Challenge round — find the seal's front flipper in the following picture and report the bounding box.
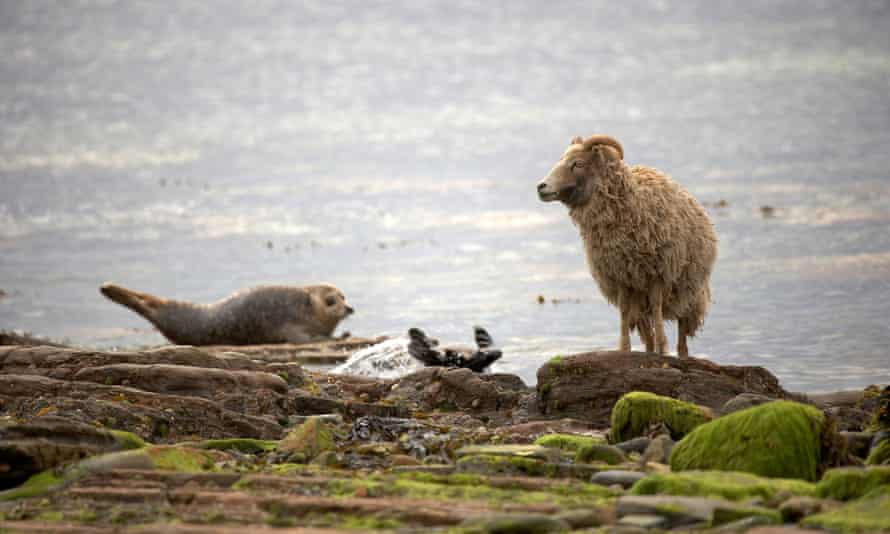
[100,283,164,317]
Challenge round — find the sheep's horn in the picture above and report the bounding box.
[583,135,624,160]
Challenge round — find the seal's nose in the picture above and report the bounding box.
[345,306,355,315]
[537,182,547,193]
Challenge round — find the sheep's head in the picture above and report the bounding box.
[537,135,624,207]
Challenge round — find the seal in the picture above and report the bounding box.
[100,282,353,346]
[407,326,502,372]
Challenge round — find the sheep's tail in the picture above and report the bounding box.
[100,283,165,317]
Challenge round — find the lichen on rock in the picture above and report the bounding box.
[669,400,836,481]
[609,391,711,443]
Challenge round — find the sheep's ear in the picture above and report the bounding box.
[570,136,583,145]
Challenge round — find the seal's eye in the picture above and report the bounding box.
[325,296,337,307]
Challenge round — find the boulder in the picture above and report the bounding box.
[609,391,711,443]
[536,352,786,426]
[670,401,841,481]
[815,466,890,500]
[629,471,816,501]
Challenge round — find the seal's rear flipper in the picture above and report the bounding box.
[474,326,495,349]
[408,328,443,366]
[464,350,502,373]
[100,283,164,317]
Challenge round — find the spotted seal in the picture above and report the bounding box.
[407,326,502,372]
[100,282,353,346]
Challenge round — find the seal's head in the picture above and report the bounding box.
[307,284,354,334]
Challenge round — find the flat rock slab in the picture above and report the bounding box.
[203,336,386,364]
[537,351,787,425]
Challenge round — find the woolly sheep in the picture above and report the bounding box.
[536,135,717,357]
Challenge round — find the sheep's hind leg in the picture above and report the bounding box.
[650,286,668,354]
[677,318,690,359]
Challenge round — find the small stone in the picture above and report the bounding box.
[615,437,652,454]
[640,434,674,466]
[712,515,774,532]
[779,496,836,522]
[575,443,626,465]
[721,393,775,415]
[389,454,421,467]
[590,470,646,489]
[460,513,571,533]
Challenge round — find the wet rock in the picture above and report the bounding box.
[537,352,785,426]
[590,470,646,489]
[670,400,842,481]
[277,417,335,462]
[639,435,673,466]
[720,393,775,415]
[614,437,652,455]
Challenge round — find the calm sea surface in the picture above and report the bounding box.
[2,1,889,392]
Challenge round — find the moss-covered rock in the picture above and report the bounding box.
[866,385,889,432]
[629,470,816,501]
[456,454,560,478]
[455,444,562,462]
[277,416,335,461]
[816,466,890,500]
[574,444,625,465]
[669,400,831,481]
[803,486,890,533]
[710,504,781,527]
[108,430,147,450]
[609,392,711,443]
[866,439,890,466]
[534,433,606,452]
[198,438,278,454]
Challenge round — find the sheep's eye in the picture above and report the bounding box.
[325,296,337,306]
[571,161,584,170]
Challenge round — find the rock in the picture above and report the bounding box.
[802,486,890,533]
[574,444,625,465]
[387,367,530,422]
[609,392,712,443]
[841,431,874,459]
[590,470,646,489]
[310,450,341,467]
[537,352,786,426]
[72,363,288,398]
[868,385,890,431]
[389,454,421,467]
[616,495,724,528]
[497,420,598,443]
[629,471,817,501]
[455,444,561,462]
[721,393,775,415]
[711,515,775,532]
[617,513,667,529]
[533,433,606,452]
[0,417,145,489]
[779,496,837,522]
[670,400,842,481]
[746,528,828,534]
[458,513,571,533]
[815,466,890,500]
[277,417,336,461]
[614,437,652,454]
[0,374,283,442]
[639,434,673,466]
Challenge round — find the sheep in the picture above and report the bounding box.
[536,135,718,357]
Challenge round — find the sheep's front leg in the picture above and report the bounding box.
[618,293,632,352]
[638,317,655,353]
[677,318,690,359]
[650,286,668,354]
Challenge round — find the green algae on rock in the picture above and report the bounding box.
[669,400,833,481]
[277,416,335,462]
[803,486,890,534]
[574,444,626,465]
[816,466,890,500]
[630,470,817,501]
[534,433,607,452]
[198,438,278,454]
[609,392,711,443]
[866,439,890,465]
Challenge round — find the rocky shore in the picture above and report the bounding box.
[1,335,888,533]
